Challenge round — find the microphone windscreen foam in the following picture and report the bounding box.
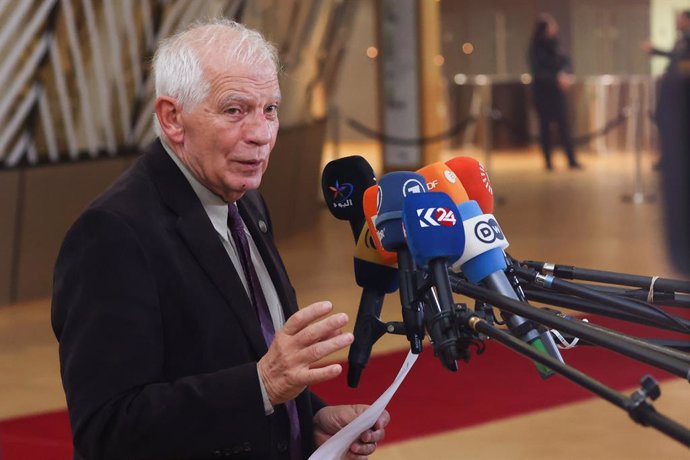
[402,192,465,269]
[362,185,398,265]
[456,200,508,283]
[376,172,428,251]
[445,156,494,214]
[353,257,399,293]
[321,155,376,222]
[417,162,469,204]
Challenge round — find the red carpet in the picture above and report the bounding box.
[0,410,72,460]
[0,313,687,458]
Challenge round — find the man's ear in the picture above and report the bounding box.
[155,96,184,144]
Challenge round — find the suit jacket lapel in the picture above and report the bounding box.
[238,194,299,319]
[144,142,268,358]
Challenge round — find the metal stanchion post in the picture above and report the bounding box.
[327,105,341,160]
[480,76,505,206]
[622,77,656,204]
[483,80,493,177]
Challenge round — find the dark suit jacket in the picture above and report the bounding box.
[52,140,324,460]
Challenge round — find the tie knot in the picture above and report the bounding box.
[227,204,245,235]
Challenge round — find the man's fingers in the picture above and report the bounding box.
[373,410,391,430]
[360,427,385,444]
[282,301,332,335]
[300,332,353,364]
[296,312,349,346]
[349,440,377,456]
[302,363,343,385]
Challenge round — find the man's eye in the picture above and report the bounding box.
[266,105,279,114]
[226,107,241,115]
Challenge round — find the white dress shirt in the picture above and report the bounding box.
[163,140,282,414]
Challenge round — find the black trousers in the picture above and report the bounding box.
[532,80,578,168]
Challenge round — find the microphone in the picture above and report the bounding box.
[348,224,399,388]
[402,192,466,370]
[445,156,494,213]
[321,155,376,242]
[417,162,470,204]
[362,185,397,265]
[375,171,429,353]
[452,200,562,378]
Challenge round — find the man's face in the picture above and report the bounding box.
[547,19,559,38]
[677,13,690,32]
[176,56,281,203]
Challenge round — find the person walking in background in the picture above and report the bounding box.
[642,10,690,170]
[528,13,582,171]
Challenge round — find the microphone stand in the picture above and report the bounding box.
[456,308,690,448]
[522,260,690,294]
[569,283,690,308]
[513,266,690,336]
[546,331,690,353]
[522,287,690,334]
[350,276,690,448]
[449,278,690,381]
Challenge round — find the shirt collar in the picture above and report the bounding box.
[161,138,231,240]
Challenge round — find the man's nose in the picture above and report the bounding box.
[244,112,275,145]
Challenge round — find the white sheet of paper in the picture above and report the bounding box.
[309,351,419,460]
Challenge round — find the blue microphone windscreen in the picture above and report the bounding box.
[457,199,482,219]
[456,200,509,283]
[354,258,399,293]
[462,247,507,284]
[402,192,465,269]
[376,172,428,251]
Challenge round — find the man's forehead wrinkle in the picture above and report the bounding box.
[206,72,281,101]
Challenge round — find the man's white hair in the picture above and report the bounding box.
[152,18,279,136]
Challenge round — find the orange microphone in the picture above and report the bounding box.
[445,156,494,214]
[416,162,469,204]
[362,185,397,266]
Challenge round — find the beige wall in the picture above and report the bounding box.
[650,0,690,75]
[0,158,135,306]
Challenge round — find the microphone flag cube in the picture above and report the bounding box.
[402,192,465,270]
[452,200,510,283]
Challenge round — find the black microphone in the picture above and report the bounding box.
[321,155,376,242]
[348,225,398,387]
[402,191,467,371]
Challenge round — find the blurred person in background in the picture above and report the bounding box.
[642,10,690,170]
[528,13,582,171]
[643,11,690,272]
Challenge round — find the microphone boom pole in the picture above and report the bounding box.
[514,267,690,335]
[522,288,690,334]
[523,260,690,294]
[451,279,690,381]
[461,311,690,448]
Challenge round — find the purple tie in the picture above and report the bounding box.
[227,204,301,460]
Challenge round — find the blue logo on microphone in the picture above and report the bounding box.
[329,181,354,208]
